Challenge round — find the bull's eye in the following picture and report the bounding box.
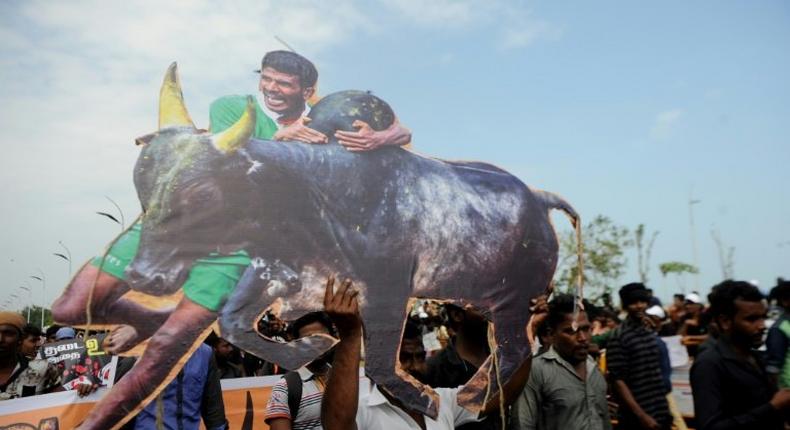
[181,182,222,208]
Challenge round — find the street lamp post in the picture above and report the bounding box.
[56,240,73,276]
[688,194,701,293]
[30,269,46,329]
[20,284,32,321]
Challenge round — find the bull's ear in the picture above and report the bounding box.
[211,96,256,154]
[158,62,195,129]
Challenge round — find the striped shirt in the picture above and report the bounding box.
[264,367,325,430]
[606,318,671,428]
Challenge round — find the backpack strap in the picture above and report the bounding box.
[284,370,303,421]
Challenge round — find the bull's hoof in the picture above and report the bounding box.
[103,325,145,355]
[235,333,337,371]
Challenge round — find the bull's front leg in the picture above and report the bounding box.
[76,297,215,430]
[52,262,173,354]
[218,259,336,371]
[358,257,442,419]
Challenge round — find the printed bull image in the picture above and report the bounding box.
[52,63,579,429]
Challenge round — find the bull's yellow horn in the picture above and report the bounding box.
[211,96,256,153]
[158,62,195,129]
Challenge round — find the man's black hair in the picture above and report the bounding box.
[45,324,61,339]
[583,299,601,321]
[619,282,650,307]
[22,324,42,339]
[290,311,337,339]
[546,294,579,330]
[403,319,422,341]
[674,294,685,301]
[769,278,790,303]
[599,309,621,324]
[707,280,764,320]
[204,331,220,347]
[260,50,318,88]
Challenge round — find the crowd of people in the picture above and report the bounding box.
[3,277,790,430]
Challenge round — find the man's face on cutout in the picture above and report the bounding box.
[258,67,313,117]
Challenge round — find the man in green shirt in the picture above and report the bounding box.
[511,294,612,430]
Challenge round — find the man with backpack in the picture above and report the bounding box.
[265,311,337,430]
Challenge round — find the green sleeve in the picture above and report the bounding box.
[209,95,246,134]
[209,95,279,139]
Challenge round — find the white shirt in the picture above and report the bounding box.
[355,384,479,430]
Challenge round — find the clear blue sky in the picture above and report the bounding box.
[1,1,788,308]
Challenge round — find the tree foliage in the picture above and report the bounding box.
[18,306,53,328]
[635,224,659,284]
[555,215,633,303]
[658,261,699,276]
[658,260,698,293]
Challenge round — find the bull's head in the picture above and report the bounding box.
[125,63,256,295]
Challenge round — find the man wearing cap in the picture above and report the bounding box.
[606,283,672,429]
[0,312,61,400]
[679,292,708,357]
[55,326,76,341]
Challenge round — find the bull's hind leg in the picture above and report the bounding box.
[457,293,534,411]
[361,296,441,419]
[218,260,336,371]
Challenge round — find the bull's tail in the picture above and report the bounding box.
[534,189,579,230]
[534,190,585,323]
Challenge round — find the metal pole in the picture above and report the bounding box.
[31,268,46,328]
[58,240,73,276]
[688,193,701,293]
[20,284,32,322]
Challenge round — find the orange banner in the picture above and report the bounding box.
[0,375,281,430]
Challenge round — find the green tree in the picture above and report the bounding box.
[658,261,699,294]
[555,215,633,303]
[635,224,659,284]
[19,305,54,329]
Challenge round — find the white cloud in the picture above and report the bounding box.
[499,19,562,50]
[380,0,562,49]
[650,108,684,140]
[380,0,477,27]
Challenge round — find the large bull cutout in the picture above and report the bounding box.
[53,63,579,429]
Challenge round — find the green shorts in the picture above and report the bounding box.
[91,221,251,311]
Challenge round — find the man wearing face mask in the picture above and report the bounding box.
[265,311,337,430]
